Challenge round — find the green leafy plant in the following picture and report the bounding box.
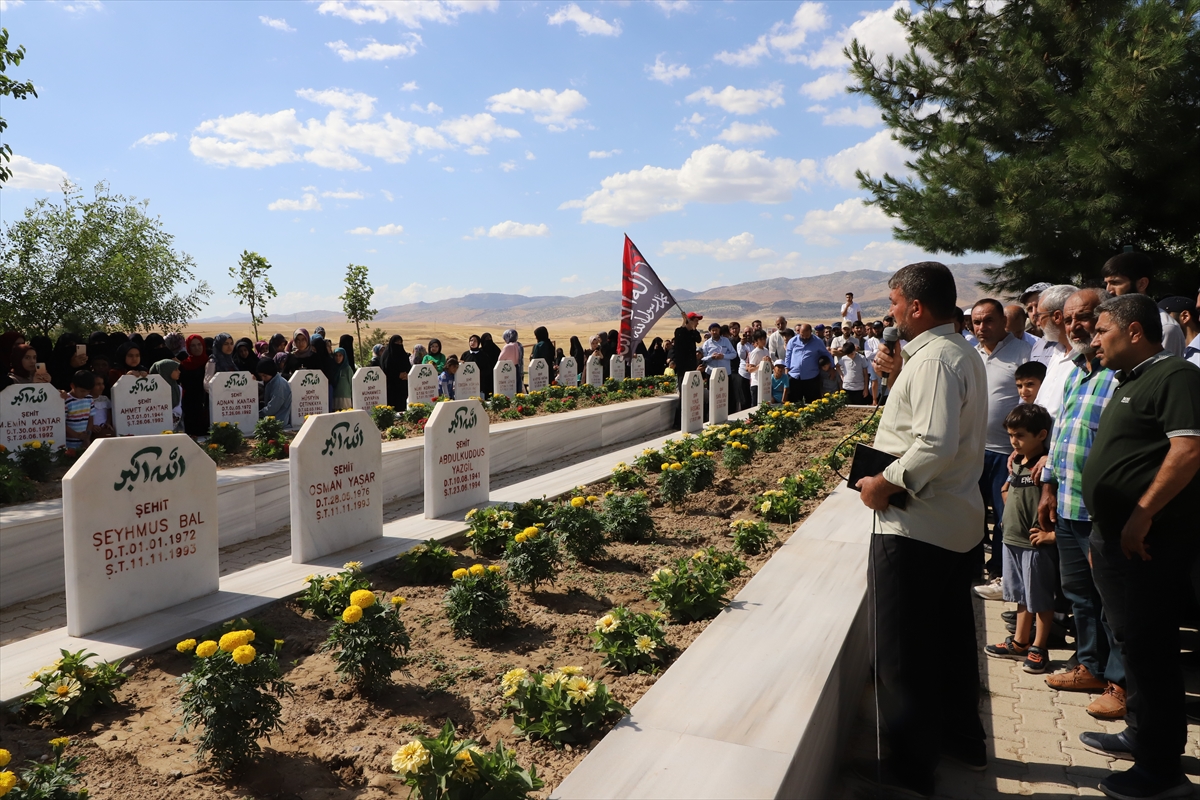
[608,461,643,490]
[0,737,89,800]
[633,446,662,472]
[390,720,544,800]
[251,416,288,459]
[729,519,775,555]
[590,607,671,674]
[203,441,228,463]
[445,564,514,641]
[24,649,127,723]
[396,539,458,584]
[754,422,785,453]
[487,393,511,411]
[500,667,628,746]
[207,420,244,454]
[691,546,746,581]
[201,616,280,648]
[721,438,753,474]
[404,402,431,424]
[511,496,555,529]
[177,631,294,774]
[297,562,373,619]
[648,555,731,623]
[12,440,53,482]
[504,526,562,590]
[599,491,656,543]
[320,590,411,695]
[370,404,397,430]
[0,459,36,504]
[464,506,516,558]
[552,495,606,561]
[385,425,407,440]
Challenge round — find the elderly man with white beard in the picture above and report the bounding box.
[1034,284,1080,418]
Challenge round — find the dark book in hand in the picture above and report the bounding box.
[847,443,908,509]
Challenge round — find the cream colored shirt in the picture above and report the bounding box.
[875,324,988,552]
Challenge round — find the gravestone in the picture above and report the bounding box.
[289,410,383,563]
[681,370,704,434]
[62,434,218,636]
[423,399,489,519]
[288,370,328,427]
[585,355,604,388]
[408,363,439,408]
[558,356,578,387]
[456,361,481,399]
[494,360,517,400]
[757,359,774,405]
[528,358,549,392]
[610,354,626,381]
[709,366,729,425]
[112,374,174,436]
[630,353,646,379]
[352,367,386,411]
[0,384,66,451]
[209,371,258,435]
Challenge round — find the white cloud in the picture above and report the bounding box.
[317,0,499,28]
[715,3,830,66]
[799,2,914,103]
[660,232,775,261]
[821,104,882,128]
[675,112,706,139]
[562,144,818,226]
[347,226,374,235]
[437,113,520,145]
[259,15,294,32]
[60,0,101,12]
[400,81,419,92]
[714,36,770,68]
[823,129,910,188]
[296,87,376,120]
[487,88,588,132]
[374,281,481,305]
[652,0,690,14]
[488,221,550,238]
[381,189,395,201]
[0,1,27,10]
[686,83,784,115]
[410,101,442,115]
[499,160,517,172]
[647,55,690,85]
[794,198,892,245]
[443,166,455,172]
[547,3,620,36]
[347,223,404,236]
[561,274,581,283]
[132,131,176,148]
[525,150,536,160]
[4,154,68,190]
[588,149,621,159]
[800,73,846,101]
[268,193,322,211]
[321,189,364,199]
[326,37,420,61]
[466,144,489,155]
[716,122,777,143]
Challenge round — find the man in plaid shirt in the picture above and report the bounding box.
[1037,288,1127,720]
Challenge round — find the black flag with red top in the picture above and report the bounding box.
[618,235,678,358]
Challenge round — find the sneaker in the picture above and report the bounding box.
[846,759,934,798]
[1001,609,1018,625]
[1045,663,1108,692]
[1079,729,1135,761]
[973,577,1003,600]
[1023,645,1049,674]
[985,635,1030,659]
[1099,764,1192,799]
[1087,683,1127,720]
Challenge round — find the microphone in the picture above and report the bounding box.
[880,326,899,387]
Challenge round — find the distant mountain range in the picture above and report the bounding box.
[195,263,997,327]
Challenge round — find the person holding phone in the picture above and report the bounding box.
[8,343,53,385]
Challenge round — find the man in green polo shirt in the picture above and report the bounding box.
[1079,293,1200,800]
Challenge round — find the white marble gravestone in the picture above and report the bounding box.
[62,434,218,636]
[289,410,383,563]
[493,360,517,400]
[288,370,328,427]
[352,367,386,411]
[408,363,439,408]
[709,366,729,425]
[558,356,578,387]
[757,359,774,405]
[112,374,173,436]
[456,361,480,399]
[585,355,604,387]
[209,371,258,435]
[528,358,549,392]
[681,370,705,434]
[423,399,490,519]
[0,384,65,451]
[609,354,626,381]
[630,353,646,379]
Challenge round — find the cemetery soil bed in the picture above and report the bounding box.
[0,407,873,800]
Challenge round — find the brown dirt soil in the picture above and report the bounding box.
[0,407,875,800]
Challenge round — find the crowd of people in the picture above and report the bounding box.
[852,254,1200,800]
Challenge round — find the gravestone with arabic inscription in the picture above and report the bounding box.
[288,370,328,428]
[709,366,729,425]
[209,371,258,435]
[757,359,774,405]
[493,360,517,400]
[585,355,604,388]
[528,358,549,392]
[681,370,705,434]
[0,384,65,451]
[609,354,625,381]
[113,374,174,436]
[424,399,490,519]
[408,363,439,409]
[456,361,480,399]
[352,367,386,411]
[630,353,646,379]
[558,356,578,387]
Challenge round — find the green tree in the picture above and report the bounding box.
[339,263,377,359]
[847,0,1200,295]
[0,27,38,185]
[229,250,276,343]
[0,181,212,336]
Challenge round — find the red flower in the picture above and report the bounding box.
[64,448,77,457]
[268,439,277,445]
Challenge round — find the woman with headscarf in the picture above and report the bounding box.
[477,332,500,397]
[283,328,318,378]
[204,333,239,394]
[590,334,607,380]
[646,337,667,376]
[423,338,447,374]
[461,334,482,364]
[370,343,383,367]
[178,335,209,436]
[50,333,87,391]
[0,331,25,364]
[410,343,427,373]
[338,334,357,373]
[150,358,183,430]
[29,335,53,370]
[9,343,50,384]
[164,332,186,359]
[499,329,523,391]
[233,337,258,373]
[267,333,288,359]
[142,333,172,365]
[110,341,148,385]
[330,347,354,410]
[530,326,555,380]
[379,335,411,408]
[568,336,586,383]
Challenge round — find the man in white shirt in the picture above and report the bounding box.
[1158,296,1200,367]
[767,316,788,363]
[1101,251,1186,356]
[1033,284,1079,417]
[841,292,862,326]
[855,262,988,794]
[837,341,872,404]
[831,326,861,357]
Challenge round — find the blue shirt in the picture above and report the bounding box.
[439,370,456,400]
[771,373,790,402]
[260,374,291,428]
[701,335,738,371]
[784,335,832,380]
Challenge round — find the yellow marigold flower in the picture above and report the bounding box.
[643,448,655,455]
[670,462,683,471]
[586,495,599,503]
[0,770,16,794]
[350,589,376,609]
[487,564,502,573]
[469,563,486,577]
[196,640,218,658]
[176,638,197,653]
[465,508,478,520]
[453,749,479,783]
[535,522,545,528]
[605,489,614,497]
[391,740,431,776]
[342,605,363,624]
[0,749,9,768]
[692,450,704,457]
[452,568,469,580]
[660,463,669,471]
[565,676,597,703]
[501,667,528,689]
[570,496,586,508]
[218,630,253,652]
[343,561,363,571]
[514,531,528,543]
[596,613,619,633]
[635,635,657,655]
[391,596,406,606]
[523,526,539,537]
[232,645,256,665]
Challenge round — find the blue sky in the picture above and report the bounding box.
[1,0,943,317]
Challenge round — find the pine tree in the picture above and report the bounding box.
[848,0,1200,295]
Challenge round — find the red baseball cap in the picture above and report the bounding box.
[686,312,704,321]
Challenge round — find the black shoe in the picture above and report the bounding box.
[1002,609,1017,625]
[847,759,934,798]
[1099,765,1192,799]
[940,736,987,771]
[1079,729,1135,761]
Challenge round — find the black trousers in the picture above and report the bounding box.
[1090,526,1200,777]
[869,533,985,783]
[788,376,822,405]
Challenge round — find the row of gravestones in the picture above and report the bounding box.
[676,361,776,434]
